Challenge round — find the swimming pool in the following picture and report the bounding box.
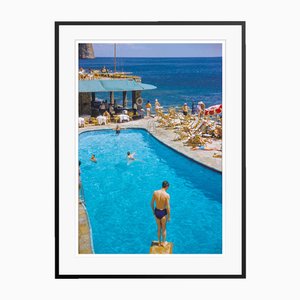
[79,129,222,254]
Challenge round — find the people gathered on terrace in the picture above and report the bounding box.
[79,96,222,157]
[78,67,140,80]
[154,100,222,157]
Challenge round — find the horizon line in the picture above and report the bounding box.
[82,56,222,59]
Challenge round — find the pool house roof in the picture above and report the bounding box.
[79,79,157,93]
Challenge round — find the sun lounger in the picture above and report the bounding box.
[112,115,120,123]
[89,117,98,126]
[118,114,130,122]
[78,117,85,127]
[96,115,107,125]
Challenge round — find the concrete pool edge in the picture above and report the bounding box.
[139,128,222,174]
[78,202,94,254]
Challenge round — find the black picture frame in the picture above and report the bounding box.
[55,21,246,279]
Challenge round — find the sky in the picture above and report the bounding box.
[93,43,222,57]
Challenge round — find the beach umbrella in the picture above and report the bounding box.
[205,104,222,116]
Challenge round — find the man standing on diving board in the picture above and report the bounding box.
[151,181,171,247]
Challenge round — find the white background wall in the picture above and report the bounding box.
[0,1,299,299]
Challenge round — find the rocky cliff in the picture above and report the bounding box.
[79,44,95,59]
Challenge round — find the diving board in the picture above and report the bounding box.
[149,241,173,254]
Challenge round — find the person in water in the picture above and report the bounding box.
[150,180,171,247]
[115,125,121,134]
[78,160,82,195]
[127,151,135,160]
[90,154,97,162]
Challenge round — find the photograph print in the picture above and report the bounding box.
[78,42,223,255]
[56,22,245,278]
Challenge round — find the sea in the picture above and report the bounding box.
[79,57,222,109]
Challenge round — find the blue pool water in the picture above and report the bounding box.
[79,129,222,254]
[79,57,222,109]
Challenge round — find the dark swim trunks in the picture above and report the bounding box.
[116,130,120,134]
[155,208,167,219]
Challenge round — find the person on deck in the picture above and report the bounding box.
[103,110,111,123]
[155,99,161,115]
[191,101,196,114]
[198,101,205,119]
[109,104,115,115]
[196,102,201,117]
[101,66,108,73]
[182,103,189,116]
[145,101,152,117]
[150,181,171,247]
[191,145,221,151]
[133,102,138,115]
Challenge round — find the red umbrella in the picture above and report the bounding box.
[205,104,222,116]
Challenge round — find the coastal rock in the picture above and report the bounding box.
[79,44,95,59]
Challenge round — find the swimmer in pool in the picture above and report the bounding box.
[127,151,135,160]
[115,125,124,134]
[151,181,171,247]
[78,160,83,202]
[90,154,97,162]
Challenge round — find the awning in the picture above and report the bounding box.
[205,104,222,116]
[79,79,157,93]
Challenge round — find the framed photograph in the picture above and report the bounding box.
[55,21,246,278]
